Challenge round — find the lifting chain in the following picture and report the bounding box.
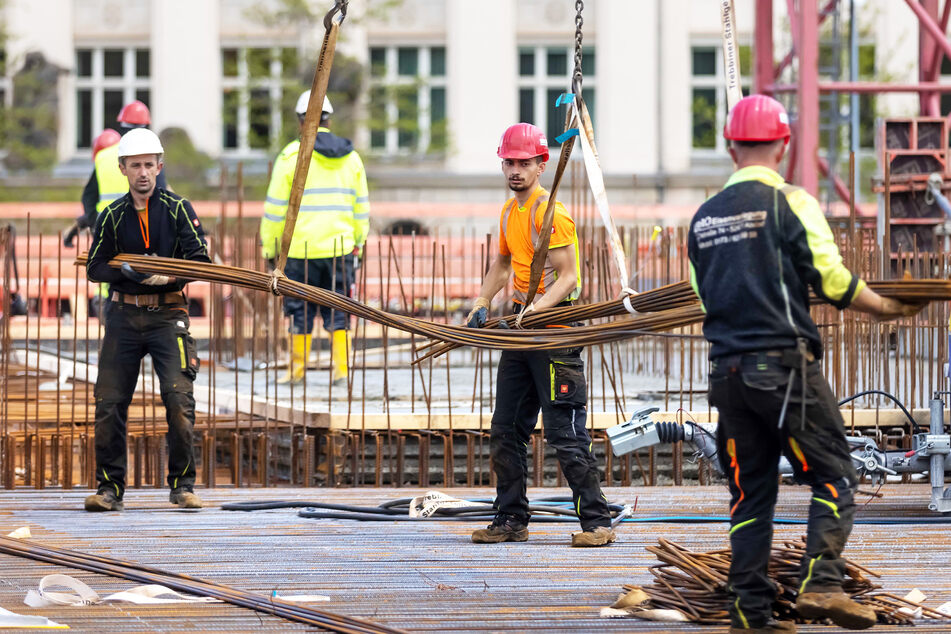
[323,0,349,30]
[572,0,584,95]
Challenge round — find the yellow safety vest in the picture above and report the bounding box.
[94,143,128,214]
[260,132,370,260]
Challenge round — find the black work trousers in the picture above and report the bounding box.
[283,255,354,334]
[93,301,199,496]
[490,346,612,531]
[708,352,858,629]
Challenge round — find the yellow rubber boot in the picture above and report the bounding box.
[278,334,311,385]
[331,330,351,384]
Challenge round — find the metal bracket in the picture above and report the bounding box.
[914,433,951,456]
[605,407,659,457]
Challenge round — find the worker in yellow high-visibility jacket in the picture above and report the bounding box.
[260,91,369,385]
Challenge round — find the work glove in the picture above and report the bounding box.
[465,297,490,328]
[120,262,174,286]
[63,224,80,248]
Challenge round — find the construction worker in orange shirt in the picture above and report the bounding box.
[466,122,614,548]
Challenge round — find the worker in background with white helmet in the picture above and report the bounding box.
[85,127,211,513]
[466,122,615,548]
[687,94,921,633]
[260,90,369,386]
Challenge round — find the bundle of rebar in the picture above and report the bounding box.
[76,254,951,355]
[0,535,403,633]
[613,538,947,625]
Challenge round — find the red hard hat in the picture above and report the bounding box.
[497,123,549,162]
[117,100,151,126]
[92,128,121,158]
[724,94,791,142]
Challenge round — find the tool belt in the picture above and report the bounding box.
[110,291,186,308]
[752,346,815,367]
[716,344,816,369]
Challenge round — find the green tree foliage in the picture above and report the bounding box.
[2,52,62,172]
[158,127,213,198]
[245,0,406,151]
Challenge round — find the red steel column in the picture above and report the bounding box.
[797,0,819,195]
[919,0,941,115]
[754,0,774,95]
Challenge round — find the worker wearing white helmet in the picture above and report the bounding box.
[68,100,170,250]
[295,90,334,118]
[85,126,211,513]
[260,90,369,386]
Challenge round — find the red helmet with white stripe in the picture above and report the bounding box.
[497,123,549,162]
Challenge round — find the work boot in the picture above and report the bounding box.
[471,514,529,543]
[571,526,616,547]
[796,591,877,630]
[169,487,203,509]
[331,330,351,385]
[277,334,311,385]
[729,619,797,633]
[84,488,123,512]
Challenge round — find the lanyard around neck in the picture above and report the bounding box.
[137,208,150,250]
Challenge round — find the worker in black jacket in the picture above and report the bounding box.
[688,95,921,633]
[66,101,169,249]
[85,128,210,513]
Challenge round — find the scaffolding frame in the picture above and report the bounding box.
[754,0,951,201]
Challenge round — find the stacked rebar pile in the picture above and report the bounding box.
[611,538,947,625]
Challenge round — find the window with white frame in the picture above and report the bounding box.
[75,47,151,150]
[367,45,447,155]
[518,45,595,146]
[221,47,304,154]
[690,44,751,153]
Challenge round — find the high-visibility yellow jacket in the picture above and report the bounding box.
[260,128,370,260]
[94,143,129,214]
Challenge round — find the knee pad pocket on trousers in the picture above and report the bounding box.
[160,387,195,406]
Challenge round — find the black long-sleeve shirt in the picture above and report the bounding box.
[687,165,863,361]
[79,168,169,229]
[87,187,210,295]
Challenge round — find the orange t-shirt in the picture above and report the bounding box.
[498,186,581,303]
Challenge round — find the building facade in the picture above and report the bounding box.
[0,0,926,203]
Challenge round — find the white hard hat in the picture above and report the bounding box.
[295,90,333,116]
[117,128,164,158]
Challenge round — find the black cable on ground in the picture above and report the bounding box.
[222,498,628,522]
[223,499,951,523]
[837,389,922,434]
